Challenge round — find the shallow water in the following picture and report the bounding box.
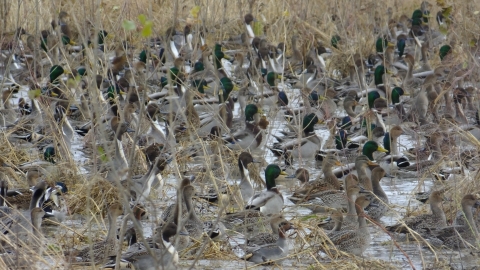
[3,77,480,269]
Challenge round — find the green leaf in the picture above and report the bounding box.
[190,6,201,18]
[28,89,41,100]
[141,21,153,37]
[97,146,109,163]
[253,21,263,36]
[122,20,136,31]
[138,14,147,25]
[300,214,319,221]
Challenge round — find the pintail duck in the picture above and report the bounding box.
[75,203,123,264]
[386,191,446,235]
[224,104,265,150]
[197,152,256,208]
[106,222,186,270]
[269,113,323,159]
[5,178,47,211]
[245,220,294,264]
[126,157,167,203]
[320,196,373,256]
[42,182,68,224]
[0,208,46,269]
[428,194,480,249]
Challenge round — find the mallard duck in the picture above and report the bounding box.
[269,113,323,159]
[428,194,479,249]
[386,191,446,235]
[400,132,444,172]
[375,126,410,174]
[290,155,342,201]
[75,203,123,264]
[319,196,373,256]
[297,173,359,214]
[360,167,389,220]
[246,164,287,215]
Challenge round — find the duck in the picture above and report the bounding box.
[360,167,389,220]
[269,113,323,159]
[181,184,204,241]
[428,194,480,249]
[378,125,410,174]
[42,182,68,224]
[245,215,292,247]
[196,152,256,208]
[386,191,446,235]
[5,178,48,211]
[400,132,444,173]
[224,104,264,150]
[0,208,46,269]
[246,164,287,215]
[126,157,167,203]
[319,196,373,256]
[105,222,186,270]
[245,220,294,264]
[75,203,123,264]
[289,154,342,202]
[104,116,134,181]
[0,180,22,241]
[0,89,18,127]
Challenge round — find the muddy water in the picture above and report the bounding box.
[3,81,479,269]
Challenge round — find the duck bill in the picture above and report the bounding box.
[377,146,388,153]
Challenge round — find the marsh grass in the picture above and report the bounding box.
[1,0,480,269]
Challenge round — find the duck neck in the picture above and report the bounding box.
[140,163,160,201]
[276,230,287,249]
[106,212,119,242]
[322,164,340,189]
[184,190,201,222]
[391,137,398,155]
[0,185,6,207]
[31,215,43,241]
[462,203,478,235]
[357,212,367,229]
[347,194,358,216]
[430,201,444,217]
[371,178,387,200]
[345,105,356,118]
[114,136,128,168]
[239,162,252,191]
[3,95,11,110]
[406,61,414,80]
[358,167,372,191]
[332,218,342,231]
[29,188,45,210]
